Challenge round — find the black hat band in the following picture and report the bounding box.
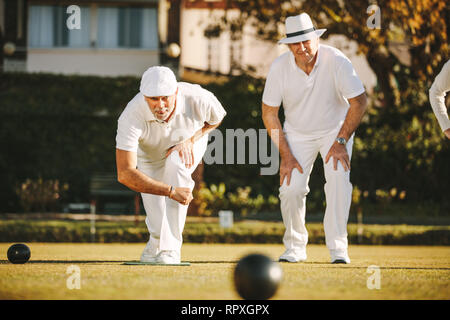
[286,27,316,38]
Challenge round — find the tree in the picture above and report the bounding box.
[224,0,449,109]
[205,0,450,211]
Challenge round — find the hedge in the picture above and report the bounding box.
[0,220,448,245]
[0,73,139,212]
[0,72,449,215]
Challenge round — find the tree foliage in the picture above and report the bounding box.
[225,0,449,109]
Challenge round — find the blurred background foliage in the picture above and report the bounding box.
[0,73,138,212]
[226,0,449,109]
[0,0,449,216]
[0,70,448,217]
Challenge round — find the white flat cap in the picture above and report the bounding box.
[139,66,178,97]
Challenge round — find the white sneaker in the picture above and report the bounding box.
[140,254,158,263]
[140,241,160,263]
[155,250,181,264]
[330,249,351,264]
[279,248,307,262]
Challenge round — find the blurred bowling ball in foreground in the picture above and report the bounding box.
[234,253,283,300]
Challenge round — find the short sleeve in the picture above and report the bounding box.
[336,57,366,99]
[204,91,227,125]
[116,111,144,153]
[262,62,283,107]
[430,60,450,96]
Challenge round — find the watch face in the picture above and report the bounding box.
[337,138,346,145]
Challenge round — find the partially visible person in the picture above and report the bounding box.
[429,59,450,139]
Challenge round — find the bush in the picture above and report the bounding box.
[15,178,69,212]
[0,219,448,245]
[192,182,279,217]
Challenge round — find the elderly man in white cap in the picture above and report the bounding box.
[116,66,226,264]
[262,13,368,264]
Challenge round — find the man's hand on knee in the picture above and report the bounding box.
[325,142,350,171]
[280,154,304,186]
[166,139,195,168]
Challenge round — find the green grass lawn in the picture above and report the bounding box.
[0,243,449,300]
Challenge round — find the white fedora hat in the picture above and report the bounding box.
[278,13,326,44]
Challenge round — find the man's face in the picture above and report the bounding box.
[144,90,177,121]
[288,37,319,65]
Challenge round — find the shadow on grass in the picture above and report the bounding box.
[0,259,237,264]
[0,260,124,264]
[281,262,450,270]
[1,259,449,270]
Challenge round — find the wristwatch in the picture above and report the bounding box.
[336,137,347,145]
[168,186,175,199]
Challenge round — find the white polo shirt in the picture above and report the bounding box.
[116,82,226,165]
[429,59,450,132]
[263,44,365,138]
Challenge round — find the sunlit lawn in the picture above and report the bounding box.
[0,243,449,300]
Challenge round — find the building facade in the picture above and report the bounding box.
[1,0,172,76]
[1,0,376,92]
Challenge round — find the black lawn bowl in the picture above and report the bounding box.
[7,244,31,264]
[234,253,283,300]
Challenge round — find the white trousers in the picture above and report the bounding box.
[138,136,208,252]
[279,130,354,252]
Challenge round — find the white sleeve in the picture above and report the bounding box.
[336,57,366,99]
[262,62,283,107]
[204,91,227,125]
[429,60,450,132]
[115,111,144,152]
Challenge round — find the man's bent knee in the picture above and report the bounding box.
[166,152,189,171]
[279,179,310,199]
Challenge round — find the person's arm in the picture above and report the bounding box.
[116,149,193,205]
[191,121,221,143]
[429,61,450,139]
[325,92,368,171]
[166,121,222,168]
[262,102,303,186]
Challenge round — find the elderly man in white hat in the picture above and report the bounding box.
[262,13,368,263]
[116,66,226,264]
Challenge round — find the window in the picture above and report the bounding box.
[28,5,159,50]
[97,7,158,49]
[28,5,91,48]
